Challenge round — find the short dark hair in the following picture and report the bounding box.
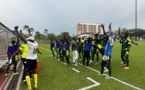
[11,40,16,45]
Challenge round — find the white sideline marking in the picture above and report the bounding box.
[39,47,143,90]
[78,77,100,90]
[72,68,80,73]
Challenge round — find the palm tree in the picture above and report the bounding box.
[44,29,48,36]
[23,25,29,34]
[35,31,41,41]
[29,27,35,35]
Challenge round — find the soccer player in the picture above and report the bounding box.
[76,38,82,61]
[71,37,78,66]
[50,40,55,58]
[119,32,138,69]
[83,37,93,66]
[61,39,70,66]
[5,40,19,76]
[13,26,41,90]
[55,40,60,59]
[5,27,20,77]
[99,30,114,79]
[92,33,101,64]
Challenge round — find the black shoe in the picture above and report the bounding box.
[33,87,38,90]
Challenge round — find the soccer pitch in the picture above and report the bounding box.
[20,42,145,90]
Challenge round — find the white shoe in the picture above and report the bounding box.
[121,62,124,64]
[90,60,92,62]
[104,69,108,72]
[63,63,67,65]
[124,67,129,69]
[22,80,26,83]
[105,75,112,79]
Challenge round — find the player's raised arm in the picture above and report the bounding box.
[28,28,32,36]
[14,26,20,45]
[15,26,27,43]
[101,24,106,35]
[118,27,121,38]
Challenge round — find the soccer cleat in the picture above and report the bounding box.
[22,80,26,84]
[5,73,8,77]
[105,75,112,79]
[13,72,19,76]
[33,87,38,90]
[89,60,93,63]
[121,62,124,64]
[104,69,108,72]
[122,64,127,67]
[124,67,129,69]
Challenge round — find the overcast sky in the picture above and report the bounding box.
[0,0,145,36]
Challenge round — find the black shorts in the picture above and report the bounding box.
[25,59,37,72]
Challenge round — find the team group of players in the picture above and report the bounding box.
[4,24,138,90]
[5,26,41,90]
[50,24,138,79]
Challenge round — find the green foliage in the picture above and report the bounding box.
[113,28,145,37]
[47,33,57,41]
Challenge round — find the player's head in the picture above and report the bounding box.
[88,37,92,42]
[11,40,16,45]
[27,36,35,42]
[124,33,129,38]
[78,37,81,41]
[94,33,98,38]
[72,37,75,40]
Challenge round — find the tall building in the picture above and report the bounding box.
[77,23,103,35]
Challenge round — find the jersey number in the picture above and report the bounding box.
[33,48,38,54]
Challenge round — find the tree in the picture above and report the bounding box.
[47,33,57,41]
[23,25,29,34]
[35,31,41,41]
[56,32,71,41]
[29,27,35,35]
[44,29,48,36]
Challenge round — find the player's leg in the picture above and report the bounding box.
[121,50,125,64]
[82,51,86,66]
[25,60,32,90]
[13,56,19,75]
[5,57,14,76]
[86,51,90,66]
[124,51,129,69]
[31,60,38,89]
[107,57,111,77]
[122,51,127,67]
[100,60,106,74]
[96,51,99,64]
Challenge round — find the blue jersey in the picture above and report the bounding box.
[50,42,55,49]
[104,41,113,56]
[84,42,93,51]
[56,41,60,48]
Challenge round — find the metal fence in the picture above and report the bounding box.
[0,22,15,67]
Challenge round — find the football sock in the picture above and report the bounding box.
[26,75,32,89]
[34,74,38,88]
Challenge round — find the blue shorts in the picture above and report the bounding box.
[25,59,37,72]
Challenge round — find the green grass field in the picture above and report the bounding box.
[20,41,145,90]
